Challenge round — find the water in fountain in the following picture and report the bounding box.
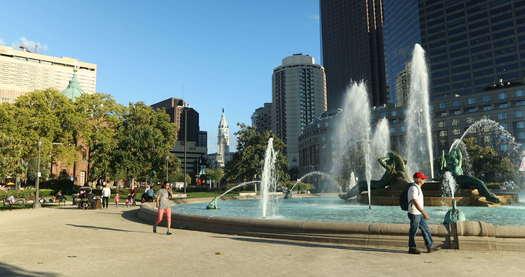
[371,118,391,180]
[405,43,434,179]
[260,137,278,218]
[348,171,357,192]
[332,81,372,208]
[449,118,521,155]
[291,171,340,193]
[442,171,457,200]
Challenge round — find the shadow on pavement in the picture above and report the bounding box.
[0,262,60,277]
[66,224,133,233]
[212,236,407,254]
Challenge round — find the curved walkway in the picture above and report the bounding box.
[0,205,524,277]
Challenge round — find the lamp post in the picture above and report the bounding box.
[165,155,169,182]
[33,140,42,208]
[184,107,188,194]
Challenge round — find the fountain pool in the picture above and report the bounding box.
[172,196,525,226]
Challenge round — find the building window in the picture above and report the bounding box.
[452,119,459,126]
[500,122,509,130]
[439,130,448,137]
[466,117,474,124]
[452,100,462,107]
[439,103,447,109]
[453,109,463,115]
[453,129,461,135]
[517,121,525,129]
[437,121,445,128]
[467,97,477,104]
[498,92,508,99]
[440,112,449,117]
[516,111,524,118]
[516,100,525,106]
[515,90,524,97]
[499,103,509,108]
[498,112,507,120]
[482,95,492,102]
[467,107,478,113]
[483,105,494,111]
[518,132,525,139]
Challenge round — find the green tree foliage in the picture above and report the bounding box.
[205,168,224,184]
[75,93,124,181]
[113,102,177,182]
[0,90,180,185]
[464,138,518,182]
[224,123,288,182]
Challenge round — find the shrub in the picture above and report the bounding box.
[40,179,75,194]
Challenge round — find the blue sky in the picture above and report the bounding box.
[0,0,321,153]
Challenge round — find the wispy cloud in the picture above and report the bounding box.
[0,38,5,45]
[309,15,320,21]
[13,37,48,52]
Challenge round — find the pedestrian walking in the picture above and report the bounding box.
[101,185,111,208]
[407,172,438,254]
[153,181,173,235]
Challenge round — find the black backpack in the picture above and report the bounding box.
[400,184,418,211]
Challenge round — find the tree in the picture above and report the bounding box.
[112,102,178,182]
[12,89,81,181]
[0,102,24,180]
[224,123,288,183]
[464,138,518,182]
[206,168,224,185]
[75,93,124,181]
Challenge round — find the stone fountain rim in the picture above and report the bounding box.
[137,197,525,239]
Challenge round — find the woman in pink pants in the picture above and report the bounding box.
[153,182,173,235]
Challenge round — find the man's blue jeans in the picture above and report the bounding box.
[408,213,433,249]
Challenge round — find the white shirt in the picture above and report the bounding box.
[407,184,423,215]
[102,187,111,197]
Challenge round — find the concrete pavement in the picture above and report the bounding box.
[0,205,524,277]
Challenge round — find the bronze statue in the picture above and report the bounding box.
[339,152,411,200]
[441,148,500,203]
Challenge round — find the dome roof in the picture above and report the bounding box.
[62,71,84,100]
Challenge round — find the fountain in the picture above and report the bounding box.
[332,81,373,208]
[260,137,278,217]
[285,171,339,199]
[371,118,391,180]
[135,44,525,252]
[405,43,434,179]
[206,181,260,209]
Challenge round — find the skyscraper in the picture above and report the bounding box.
[320,0,387,109]
[419,0,525,98]
[383,0,421,105]
[272,54,327,169]
[251,102,272,133]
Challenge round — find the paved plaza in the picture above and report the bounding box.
[1,206,524,277]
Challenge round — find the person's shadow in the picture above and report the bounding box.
[0,262,60,277]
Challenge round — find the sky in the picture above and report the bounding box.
[0,0,321,153]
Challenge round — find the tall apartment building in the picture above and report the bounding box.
[0,45,96,103]
[251,102,272,133]
[419,0,525,99]
[383,0,421,105]
[320,0,387,109]
[272,54,327,169]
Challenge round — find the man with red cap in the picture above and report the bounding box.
[407,172,437,254]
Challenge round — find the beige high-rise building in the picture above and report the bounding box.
[272,54,327,169]
[0,45,96,103]
[395,62,411,107]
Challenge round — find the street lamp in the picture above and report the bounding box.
[184,106,188,194]
[33,140,42,208]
